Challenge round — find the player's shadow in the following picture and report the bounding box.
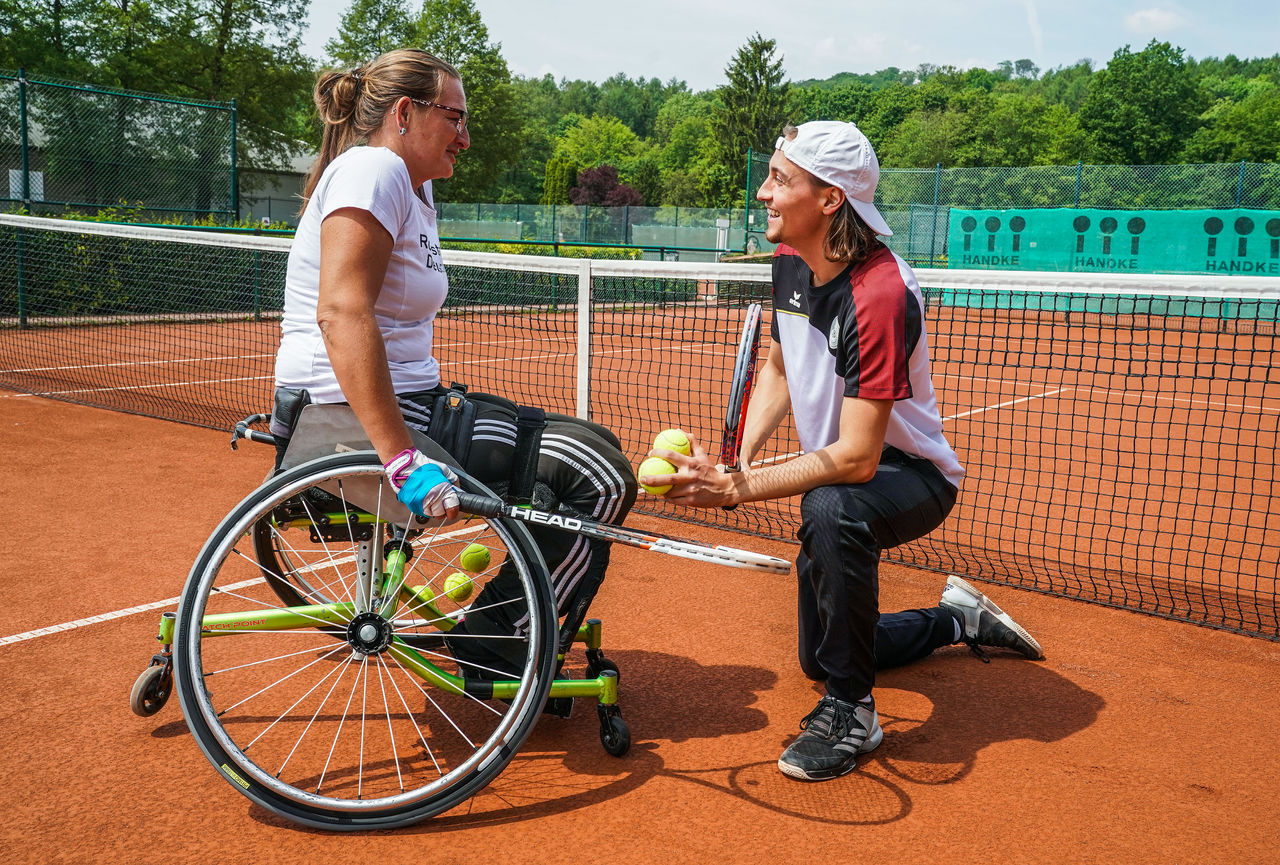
[658,650,1105,826]
[245,647,777,833]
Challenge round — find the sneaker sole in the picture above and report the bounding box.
[946,575,1045,660]
[777,725,884,782]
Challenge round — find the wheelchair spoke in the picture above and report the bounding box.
[174,451,557,829]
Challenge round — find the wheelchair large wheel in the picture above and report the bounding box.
[172,451,558,830]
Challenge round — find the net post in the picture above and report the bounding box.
[575,259,592,420]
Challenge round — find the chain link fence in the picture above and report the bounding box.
[1,70,236,220]
[747,152,1280,267]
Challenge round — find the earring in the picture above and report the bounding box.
[398,126,406,135]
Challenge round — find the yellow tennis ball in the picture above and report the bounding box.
[653,428,692,456]
[443,571,474,603]
[637,455,676,495]
[459,542,491,573]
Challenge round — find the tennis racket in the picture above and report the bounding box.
[455,491,790,574]
[718,302,763,510]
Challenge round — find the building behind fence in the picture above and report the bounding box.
[1,69,237,220]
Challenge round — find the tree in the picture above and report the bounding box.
[540,153,576,204]
[707,33,790,205]
[409,0,523,201]
[1181,80,1280,162]
[1079,40,1201,164]
[551,114,643,175]
[569,165,642,206]
[325,0,412,64]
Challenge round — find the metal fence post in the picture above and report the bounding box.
[931,163,942,266]
[229,99,239,221]
[18,69,30,209]
[743,146,752,251]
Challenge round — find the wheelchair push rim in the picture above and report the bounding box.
[172,451,558,829]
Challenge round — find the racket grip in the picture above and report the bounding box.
[455,491,502,519]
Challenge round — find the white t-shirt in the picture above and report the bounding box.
[274,146,448,403]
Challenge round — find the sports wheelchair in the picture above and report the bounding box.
[130,404,630,830]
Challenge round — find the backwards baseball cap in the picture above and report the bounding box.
[775,121,892,236]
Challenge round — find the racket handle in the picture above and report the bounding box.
[455,491,503,518]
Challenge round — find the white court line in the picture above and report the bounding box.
[946,389,1067,421]
[752,387,1068,466]
[0,353,275,376]
[0,524,485,648]
[0,577,262,648]
[0,375,273,399]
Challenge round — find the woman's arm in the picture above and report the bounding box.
[315,207,415,464]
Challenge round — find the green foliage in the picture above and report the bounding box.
[412,0,523,202]
[1079,40,1202,164]
[6,3,1280,216]
[552,114,644,172]
[540,154,577,205]
[708,33,790,206]
[325,0,413,63]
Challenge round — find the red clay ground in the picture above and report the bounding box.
[1,392,1278,864]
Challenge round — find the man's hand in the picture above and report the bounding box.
[384,448,461,521]
[640,433,743,508]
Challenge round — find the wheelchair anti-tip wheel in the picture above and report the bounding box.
[172,451,558,830]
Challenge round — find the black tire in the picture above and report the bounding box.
[173,451,557,830]
[129,665,171,717]
[600,713,630,757]
[586,656,620,680]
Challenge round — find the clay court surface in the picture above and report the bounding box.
[2,391,1278,864]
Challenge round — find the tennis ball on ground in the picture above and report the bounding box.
[653,428,692,456]
[637,455,677,495]
[443,571,474,603]
[459,542,491,573]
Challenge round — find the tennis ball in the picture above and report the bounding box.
[637,455,677,495]
[443,571,474,603]
[459,542,491,573]
[653,428,692,456]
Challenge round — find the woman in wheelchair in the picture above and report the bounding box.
[272,48,637,680]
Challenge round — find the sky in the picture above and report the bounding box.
[299,0,1280,90]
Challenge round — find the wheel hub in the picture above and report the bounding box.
[346,612,392,655]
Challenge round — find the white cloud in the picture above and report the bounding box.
[1124,7,1189,34]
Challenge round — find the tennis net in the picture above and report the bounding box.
[2,214,1278,638]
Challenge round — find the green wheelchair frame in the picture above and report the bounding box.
[131,415,629,831]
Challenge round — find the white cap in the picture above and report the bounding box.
[775,121,892,236]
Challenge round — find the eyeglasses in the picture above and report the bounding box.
[409,98,468,132]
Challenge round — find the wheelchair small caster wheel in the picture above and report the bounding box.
[586,656,619,680]
[130,665,172,717]
[598,706,630,757]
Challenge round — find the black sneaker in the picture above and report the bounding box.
[939,575,1045,661]
[777,695,883,781]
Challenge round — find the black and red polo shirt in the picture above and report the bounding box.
[771,241,964,488]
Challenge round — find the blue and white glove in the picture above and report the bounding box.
[384,448,460,519]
